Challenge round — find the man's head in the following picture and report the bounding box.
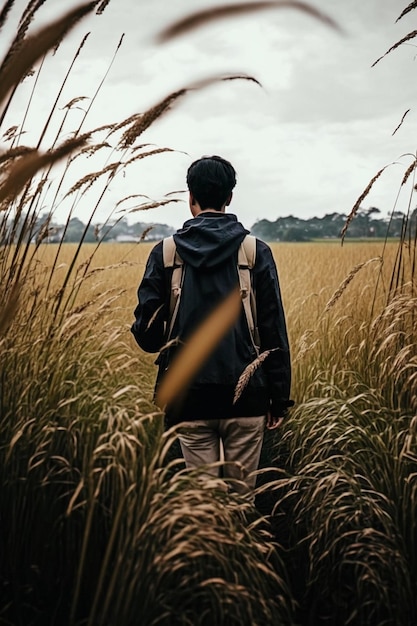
[186,155,236,212]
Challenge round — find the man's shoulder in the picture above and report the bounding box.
[145,239,163,265]
[253,236,273,255]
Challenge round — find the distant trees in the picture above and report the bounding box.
[2,207,415,244]
[0,213,175,244]
[63,217,96,243]
[59,217,175,243]
[251,207,412,241]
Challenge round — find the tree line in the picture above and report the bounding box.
[251,207,415,241]
[2,206,415,244]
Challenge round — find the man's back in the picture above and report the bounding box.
[131,155,292,494]
[132,210,291,425]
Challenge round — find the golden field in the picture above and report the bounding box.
[30,239,401,403]
[4,235,417,625]
[32,238,397,325]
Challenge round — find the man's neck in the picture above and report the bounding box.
[196,208,224,215]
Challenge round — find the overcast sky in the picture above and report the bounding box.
[2,0,417,230]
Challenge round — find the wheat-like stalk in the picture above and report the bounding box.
[119,91,187,149]
[0,136,86,204]
[294,329,319,362]
[401,156,417,186]
[0,1,15,33]
[145,304,164,332]
[140,225,154,241]
[68,142,111,164]
[119,75,260,150]
[340,168,388,243]
[64,161,120,197]
[233,348,278,404]
[372,28,417,66]
[324,257,382,312]
[115,194,151,208]
[96,0,111,14]
[124,146,174,167]
[2,124,19,141]
[392,109,410,136]
[0,3,98,109]
[0,282,20,335]
[122,198,182,214]
[35,217,59,244]
[0,145,34,165]
[63,95,89,110]
[156,289,241,409]
[396,1,417,22]
[105,113,141,139]
[156,0,340,42]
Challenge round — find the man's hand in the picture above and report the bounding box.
[266,412,284,430]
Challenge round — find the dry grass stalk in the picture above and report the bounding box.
[340,167,387,243]
[124,147,174,166]
[115,194,151,208]
[131,143,155,154]
[140,225,154,241]
[233,348,278,404]
[156,1,340,42]
[156,288,241,409]
[146,303,164,331]
[0,1,15,33]
[372,29,417,66]
[397,1,417,22]
[158,336,182,353]
[0,0,44,74]
[35,218,59,244]
[401,157,417,186]
[69,142,111,164]
[0,145,34,165]
[106,113,140,139]
[324,257,382,312]
[0,136,86,204]
[2,124,19,141]
[64,96,89,110]
[119,76,260,150]
[124,199,181,214]
[294,328,318,362]
[392,109,410,136]
[0,2,97,108]
[96,0,111,14]
[65,160,120,196]
[0,282,20,335]
[119,91,187,149]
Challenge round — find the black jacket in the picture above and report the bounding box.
[131,212,293,425]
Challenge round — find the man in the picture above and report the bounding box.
[131,155,293,494]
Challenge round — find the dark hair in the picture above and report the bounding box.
[186,155,237,211]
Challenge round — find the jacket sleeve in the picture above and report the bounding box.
[253,240,294,417]
[131,241,169,353]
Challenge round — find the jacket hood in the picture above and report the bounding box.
[173,212,249,269]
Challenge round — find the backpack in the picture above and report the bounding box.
[162,234,260,352]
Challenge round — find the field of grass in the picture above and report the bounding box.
[2,1,417,624]
[32,238,401,400]
[25,238,397,413]
[3,237,416,625]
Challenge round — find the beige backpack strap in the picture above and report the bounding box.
[238,235,259,352]
[162,236,184,340]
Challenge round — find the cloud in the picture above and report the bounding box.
[2,0,417,231]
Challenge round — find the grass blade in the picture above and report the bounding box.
[156,1,340,42]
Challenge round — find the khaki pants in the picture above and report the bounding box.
[178,416,265,495]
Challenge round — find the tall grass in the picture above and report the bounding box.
[260,3,417,615]
[1,1,331,624]
[3,1,417,624]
